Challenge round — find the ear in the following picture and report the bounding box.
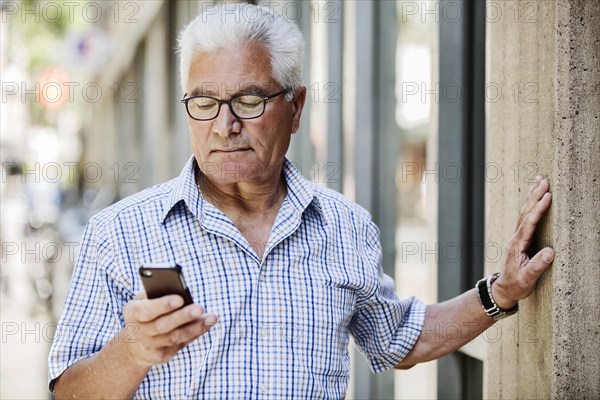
[290,86,307,134]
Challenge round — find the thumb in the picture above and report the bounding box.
[525,247,555,277]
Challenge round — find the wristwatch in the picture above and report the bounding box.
[476,272,518,321]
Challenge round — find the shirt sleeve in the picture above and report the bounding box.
[349,220,426,373]
[47,218,126,392]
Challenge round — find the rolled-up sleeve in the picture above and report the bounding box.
[349,219,426,373]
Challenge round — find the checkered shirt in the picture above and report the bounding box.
[48,156,425,399]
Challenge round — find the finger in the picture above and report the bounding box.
[150,305,206,336]
[523,247,555,281]
[518,178,549,226]
[515,191,552,248]
[180,314,217,342]
[160,314,218,347]
[528,175,543,195]
[129,295,185,323]
[203,313,217,325]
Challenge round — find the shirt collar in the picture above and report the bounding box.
[281,158,325,222]
[161,156,202,223]
[161,156,326,224]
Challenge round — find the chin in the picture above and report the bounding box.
[205,160,269,183]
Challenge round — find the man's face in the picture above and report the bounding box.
[185,43,306,184]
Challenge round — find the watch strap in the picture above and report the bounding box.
[476,272,518,321]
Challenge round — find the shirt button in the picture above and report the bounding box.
[260,385,268,393]
[258,273,266,282]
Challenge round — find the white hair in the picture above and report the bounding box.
[177,3,304,99]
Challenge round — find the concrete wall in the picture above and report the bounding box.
[485,0,599,398]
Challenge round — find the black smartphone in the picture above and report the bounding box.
[139,263,194,306]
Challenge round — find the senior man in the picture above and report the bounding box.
[49,3,554,399]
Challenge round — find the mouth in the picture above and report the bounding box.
[212,148,251,153]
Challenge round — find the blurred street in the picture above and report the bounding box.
[1,289,53,400]
[1,185,56,399]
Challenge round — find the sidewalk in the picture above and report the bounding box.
[1,192,53,400]
[1,272,53,399]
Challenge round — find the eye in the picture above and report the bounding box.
[236,95,263,108]
[191,97,217,110]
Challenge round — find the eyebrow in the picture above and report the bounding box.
[188,83,272,98]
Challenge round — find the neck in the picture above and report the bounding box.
[196,167,287,215]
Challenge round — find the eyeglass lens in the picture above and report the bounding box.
[187,95,265,120]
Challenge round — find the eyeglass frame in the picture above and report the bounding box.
[180,88,290,121]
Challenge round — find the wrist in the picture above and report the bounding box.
[491,277,518,311]
[475,272,518,320]
[108,329,153,372]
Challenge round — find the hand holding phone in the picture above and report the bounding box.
[121,263,214,368]
[139,263,194,306]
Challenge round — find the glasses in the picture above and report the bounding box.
[181,89,289,121]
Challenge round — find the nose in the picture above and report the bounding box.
[212,102,239,138]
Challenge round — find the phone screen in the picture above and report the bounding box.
[139,264,194,306]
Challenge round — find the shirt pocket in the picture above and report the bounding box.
[275,282,354,382]
[309,284,354,374]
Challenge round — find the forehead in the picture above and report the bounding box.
[186,43,278,95]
